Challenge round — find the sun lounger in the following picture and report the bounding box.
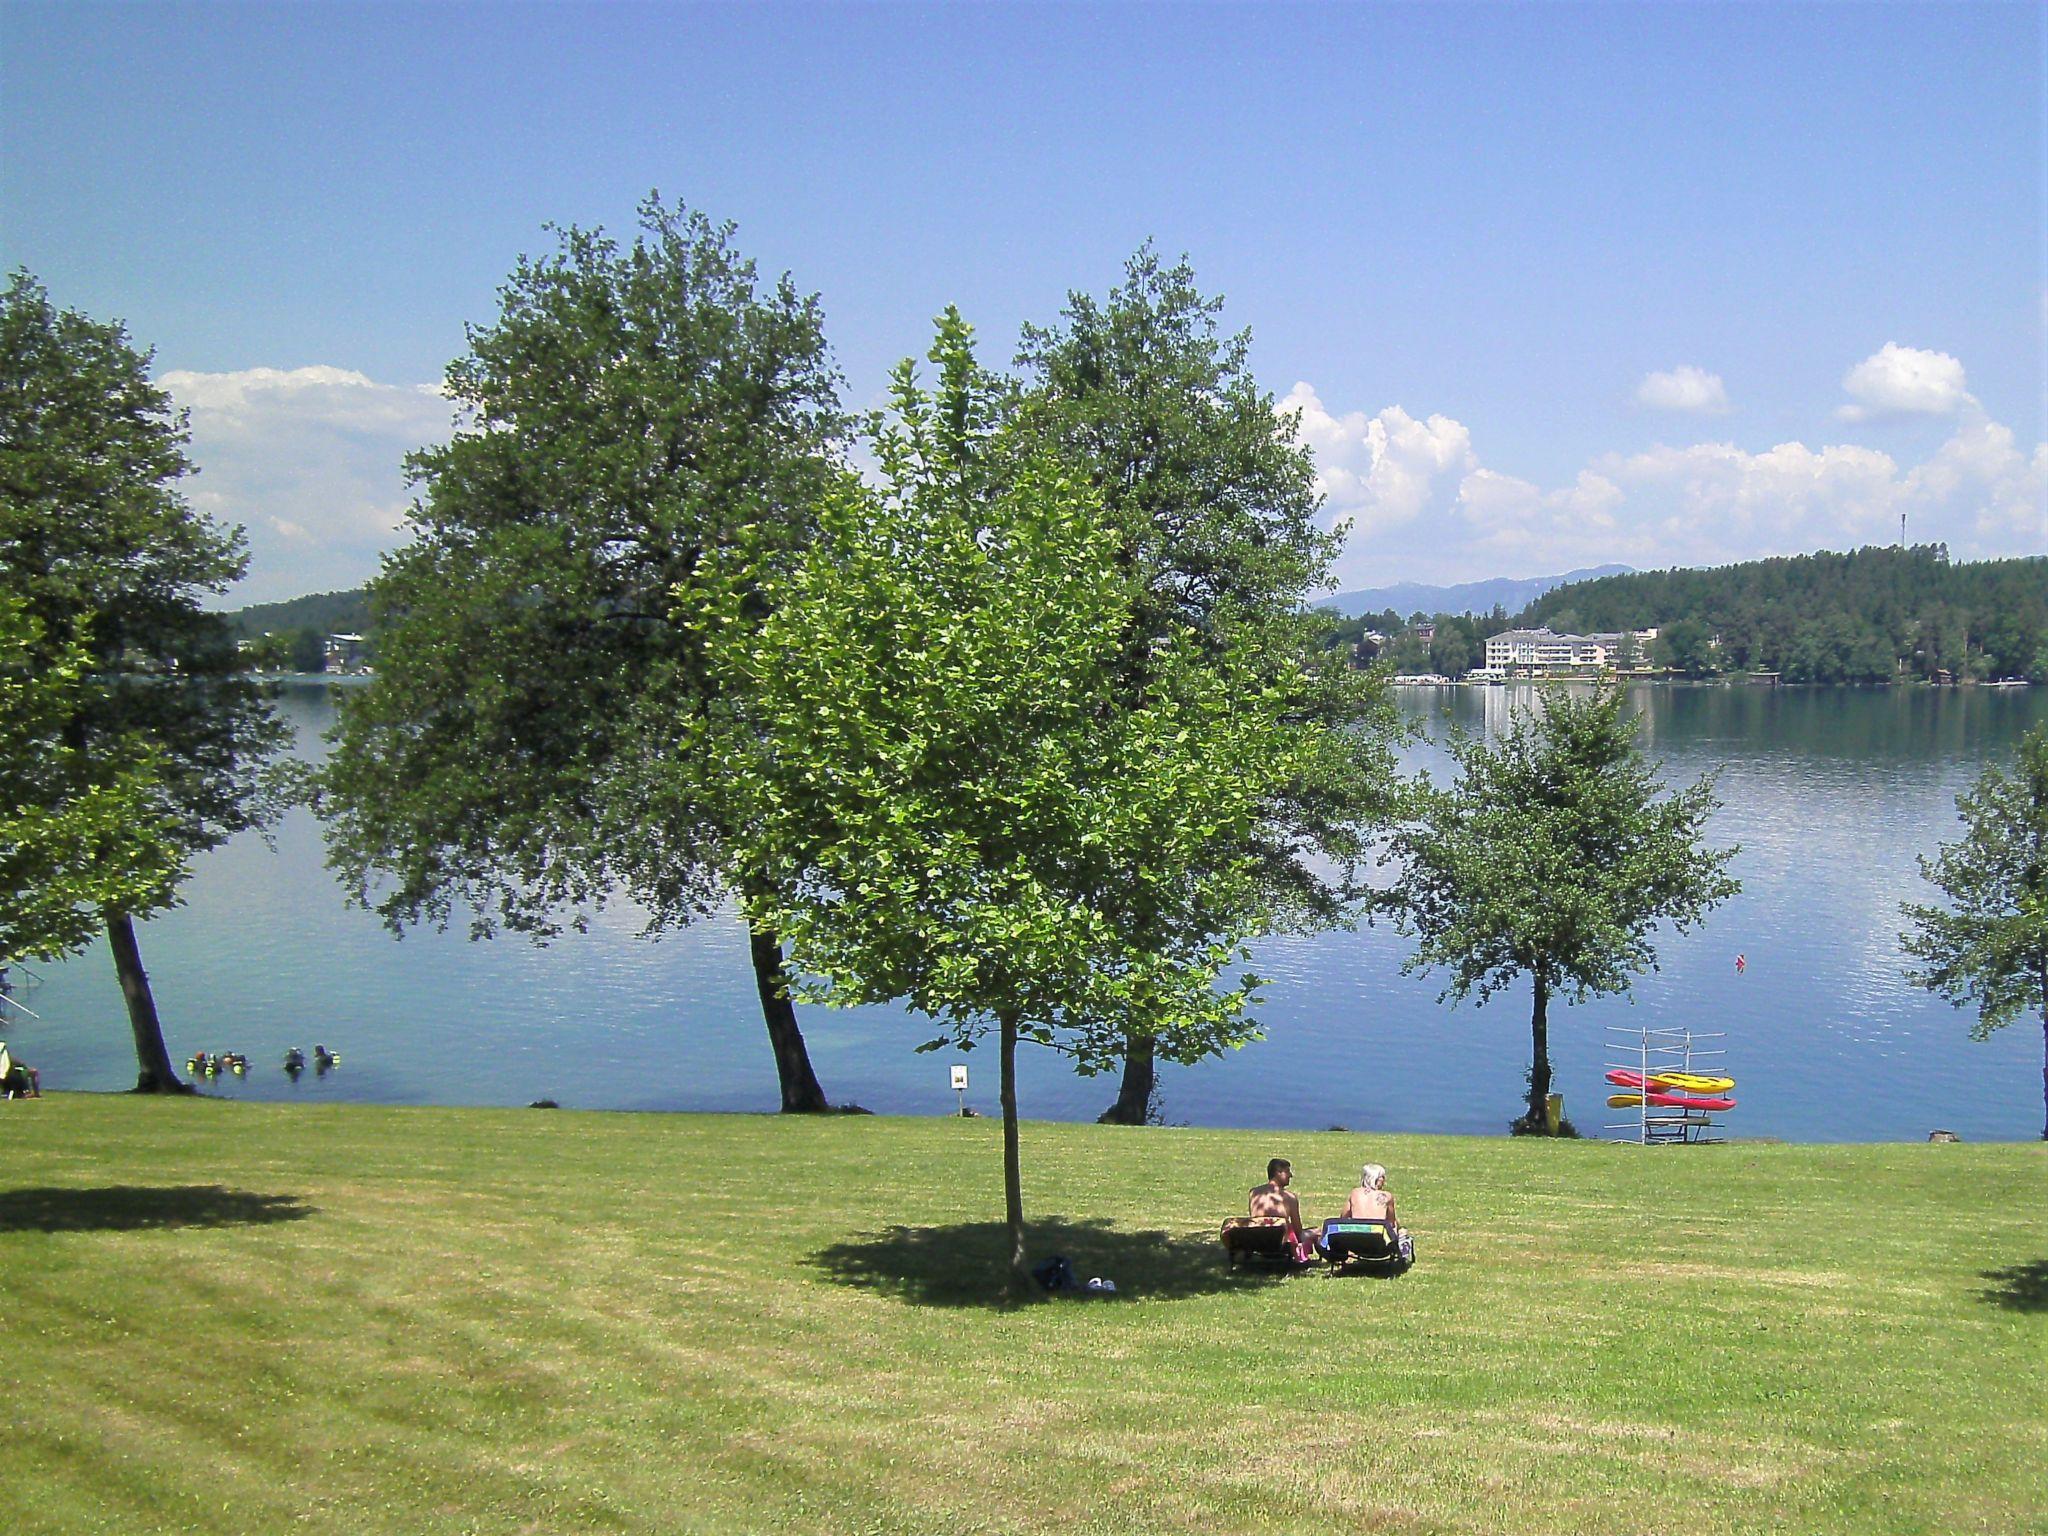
[1219,1216,1314,1267]
[1320,1218,1410,1274]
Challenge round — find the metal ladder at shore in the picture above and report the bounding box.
[0,960,43,1022]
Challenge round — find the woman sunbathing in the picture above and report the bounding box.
[1324,1163,1413,1264]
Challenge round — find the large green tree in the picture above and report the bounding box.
[680,314,1332,1286]
[315,199,849,1112]
[1013,246,1398,1122]
[0,271,287,1090]
[1374,686,1740,1132]
[0,600,182,965]
[1901,724,2048,1140]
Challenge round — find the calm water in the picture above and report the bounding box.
[9,682,2046,1140]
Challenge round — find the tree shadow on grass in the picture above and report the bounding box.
[810,1219,1297,1309]
[1977,1259,2048,1313]
[0,1186,314,1235]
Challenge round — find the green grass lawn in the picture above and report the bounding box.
[1,1097,2042,1534]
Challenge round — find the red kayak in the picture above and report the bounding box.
[1606,1068,1736,1093]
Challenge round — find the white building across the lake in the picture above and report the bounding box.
[324,633,369,672]
[1484,626,1659,674]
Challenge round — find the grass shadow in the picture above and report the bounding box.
[1977,1259,2048,1313]
[810,1218,1292,1309]
[0,1185,314,1234]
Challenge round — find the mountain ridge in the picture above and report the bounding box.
[1318,565,1635,619]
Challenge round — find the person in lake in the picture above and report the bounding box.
[1329,1163,1413,1262]
[1248,1157,1318,1263]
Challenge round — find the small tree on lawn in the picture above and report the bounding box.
[679,312,1322,1287]
[0,271,287,1090]
[314,198,849,1112]
[1901,723,2048,1140]
[1374,686,1740,1133]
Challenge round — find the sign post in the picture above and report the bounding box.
[950,1063,969,1117]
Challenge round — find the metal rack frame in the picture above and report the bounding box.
[1604,1024,1727,1144]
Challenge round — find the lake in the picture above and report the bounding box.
[8,682,2045,1140]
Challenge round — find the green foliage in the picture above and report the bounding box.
[0,601,183,959]
[315,198,845,942]
[1012,245,1399,937]
[236,631,293,673]
[0,268,285,1087]
[0,270,284,928]
[1651,617,1718,678]
[1527,545,2046,682]
[234,625,327,674]
[225,588,372,646]
[1374,686,1740,1127]
[1429,616,1483,678]
[1378,632,1434,675]
[1379,687,1739,1003]
[1014,244,1333,644]
[230,608,364,674]
[681,313,1309,1068]
[1324,605,1517,676]
[1901,724,2048,1136]
[287,626,328,673]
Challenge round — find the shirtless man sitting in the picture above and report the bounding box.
[1249,1157,1316,1261]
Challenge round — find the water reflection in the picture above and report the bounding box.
[17,681,2047,1140]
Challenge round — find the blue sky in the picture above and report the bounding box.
[4,1,2041,601]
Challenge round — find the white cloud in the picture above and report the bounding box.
[1277,382,1474,539]
[160,365,457,604]
[1598,439,1904,540]
[1903,419,2048,543]
[1454,468,1542,526]
[1636,365,1730,415]
[1297,374,2044,587]
[1836,342,1975,422]
[1457,468,1625,530]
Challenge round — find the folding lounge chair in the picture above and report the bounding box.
[1320,1218,1410,1274]
[1219,1216,1314,1268]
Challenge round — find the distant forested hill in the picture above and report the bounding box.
[226,588,371,640]
[223,588,372,671]
[1523,546,2047,683]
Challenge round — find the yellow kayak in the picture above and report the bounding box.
[1610,1090,1736,1110]
[1651,1071,1735,1094]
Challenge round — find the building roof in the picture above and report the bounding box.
[1488,627,1630,646]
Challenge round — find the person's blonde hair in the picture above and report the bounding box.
[1360,1163,1387,1190]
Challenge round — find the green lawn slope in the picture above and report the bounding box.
[1,1098,2041,1534]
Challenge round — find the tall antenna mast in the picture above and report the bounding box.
[1900,511,1907,548]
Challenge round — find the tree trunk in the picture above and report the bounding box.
[106,910,188,1094]
[999,1008,1027,1291]
[1098,1031,1155,1124]
[1526,968,1552,1131]
[747,922,829,1113]
[2038,960,2046,1142]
